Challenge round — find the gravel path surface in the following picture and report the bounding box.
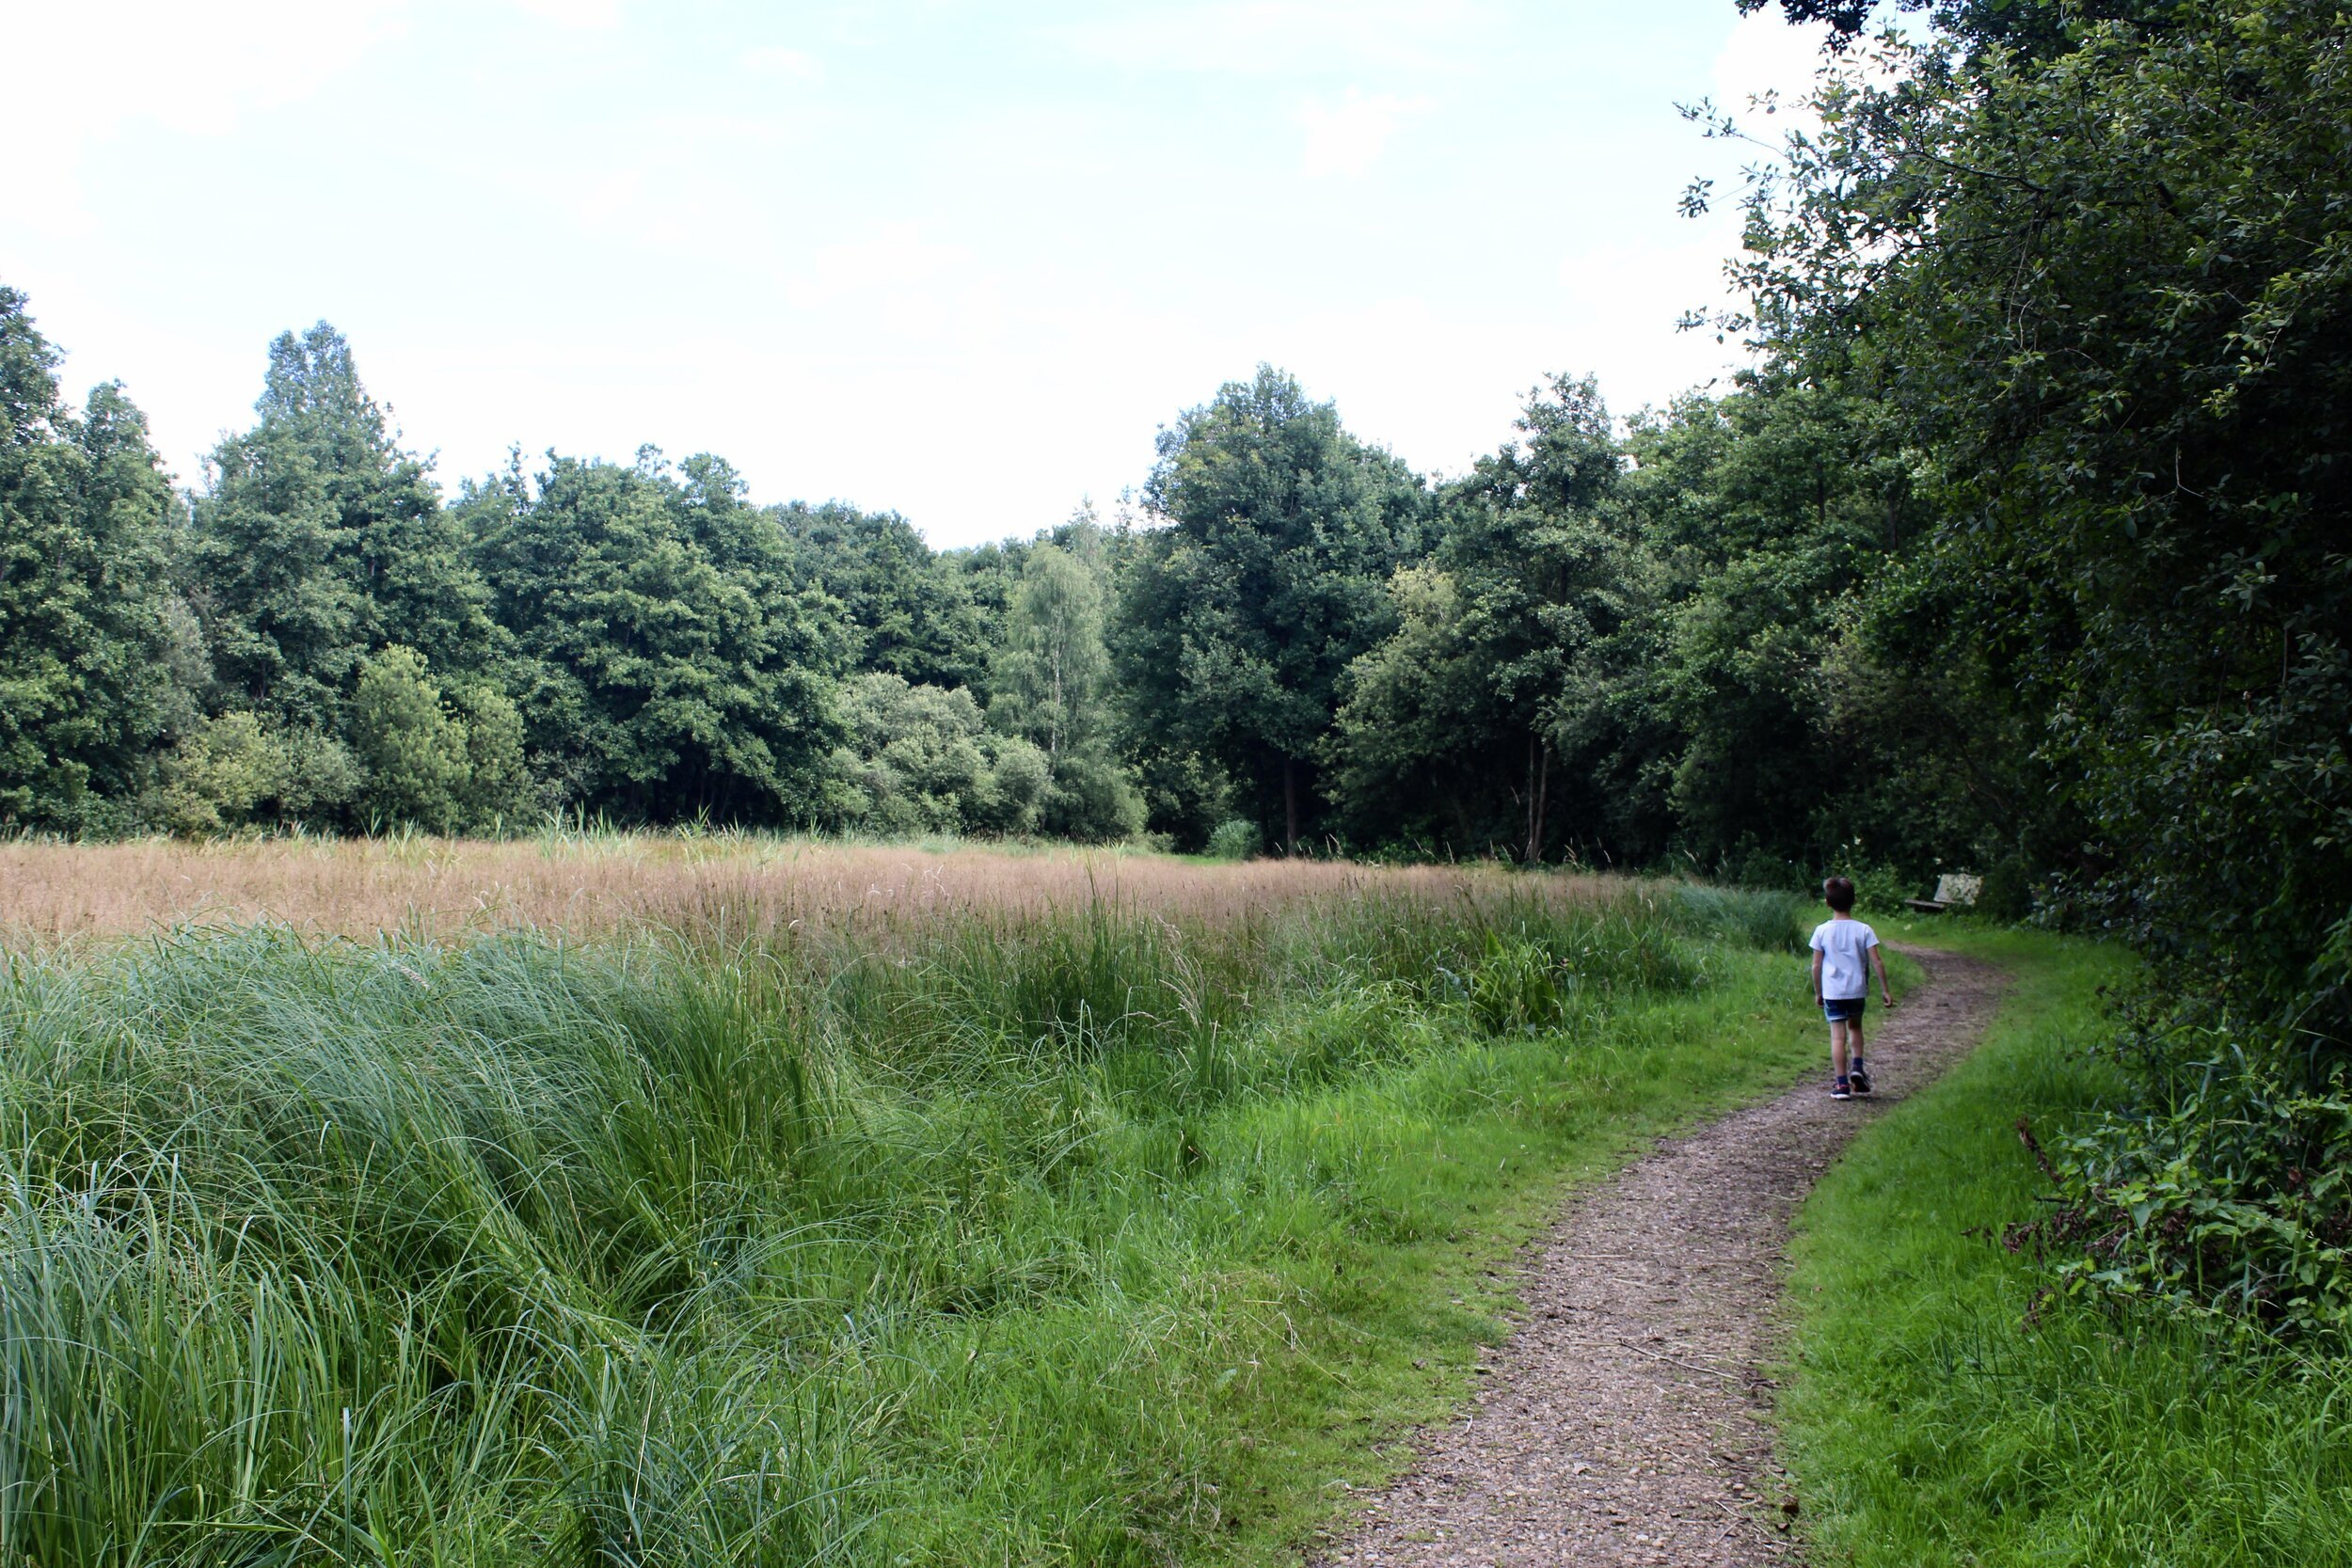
[1315,946,2008,1568]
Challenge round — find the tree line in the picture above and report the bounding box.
[0,299,1997,886]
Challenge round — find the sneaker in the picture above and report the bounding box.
[1831,1078,1852,1101]
[1849,1062,1871,1096]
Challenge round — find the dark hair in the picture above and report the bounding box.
[1823,876,1856,912]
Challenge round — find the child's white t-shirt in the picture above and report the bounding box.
[1810,917,1880,1000]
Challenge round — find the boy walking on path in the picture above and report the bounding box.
[1811,876,1893,1101]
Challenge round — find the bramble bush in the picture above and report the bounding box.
[2015,1006,2352,1342]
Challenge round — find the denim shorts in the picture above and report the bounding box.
[1822,996,1867,1022]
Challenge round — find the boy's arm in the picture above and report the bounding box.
[1870,942,1893,1005]
[1811,949,1824,1005]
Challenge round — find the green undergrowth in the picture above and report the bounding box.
[0,878,1836,1566]
[1782,927,2352,1567]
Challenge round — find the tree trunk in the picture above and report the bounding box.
[1528,737,1550,865]
[1282,756,1299,857]
[1524,734,1537,863]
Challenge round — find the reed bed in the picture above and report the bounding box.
[0,832,1628,946]
[0,856,1808,1565]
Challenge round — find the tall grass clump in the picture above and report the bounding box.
[2,870,1824,1564]
[0,928,855,1566]
[1667,881,1807,953]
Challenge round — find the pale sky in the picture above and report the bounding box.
[5,1,1830,547]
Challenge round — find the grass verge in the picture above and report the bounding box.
[1781,926,2352,1567]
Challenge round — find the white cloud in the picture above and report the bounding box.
[773,224,1015,349]
[743,46,821,81]
[1053,0,1486,77]
[1712,8,1828,116]
[541,110,804,254]
[3,0,409,230]
[1296,89,1431,178]
[1551,232,1755,414]
[11,0,408,141]
[2,0,1867,551]
[1706,6,1896,142]
[513,0,623,29]
[577,162,650,229]
[787,224,971,305]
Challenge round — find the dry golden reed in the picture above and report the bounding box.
[0,834,1624,945]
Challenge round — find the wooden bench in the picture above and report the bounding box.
[1905,872,1982,915]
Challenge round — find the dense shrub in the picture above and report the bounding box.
[149,709,360,834]
[2018,1011,2352,1341]
[351,643,469,830]
[830,672,1046,836]
[1205,817,1259,862]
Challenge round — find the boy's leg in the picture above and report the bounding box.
[1828,1017,1850,1079]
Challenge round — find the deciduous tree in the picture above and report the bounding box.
[185,325,493,729]
[992,534,1142,840]
[1329,375,1646,863]
[463,451,850,823]
[1115,367,1425,852]
[0,288,198,831]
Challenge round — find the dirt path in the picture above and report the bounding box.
[1315,946,2008,1568]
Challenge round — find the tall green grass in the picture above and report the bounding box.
[1781,928,2352,1567]
[2,879,1813,1565]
